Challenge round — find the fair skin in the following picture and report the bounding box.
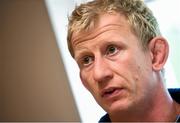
[71,12,180,121]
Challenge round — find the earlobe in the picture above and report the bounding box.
[148,36,169,71]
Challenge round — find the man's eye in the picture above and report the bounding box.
[81,56,94,66]
[106,45,118,55]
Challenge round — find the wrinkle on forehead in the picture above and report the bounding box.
[71,13,132,59]
[71,13,129,46]
[72,24,125,47]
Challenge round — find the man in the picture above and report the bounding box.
[67,0,180,122]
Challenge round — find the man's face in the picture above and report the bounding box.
[71,13,157,115]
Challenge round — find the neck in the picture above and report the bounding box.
[110,80,179,122]
[144,85,177,122]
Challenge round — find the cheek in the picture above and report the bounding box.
[80,71,101,103]
[127,57,153,97]
[80,71,89,90]
[80,70,95,93]
[111,54,150,92]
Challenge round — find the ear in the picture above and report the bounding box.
[148,36,169,71]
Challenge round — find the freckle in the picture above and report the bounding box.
[138,65,141,70]
[135,76,139,81]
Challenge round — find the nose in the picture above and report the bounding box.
[93,57,113,83]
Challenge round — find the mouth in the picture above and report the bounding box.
[101,87,124,99]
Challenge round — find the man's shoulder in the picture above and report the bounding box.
[168,88,180,103]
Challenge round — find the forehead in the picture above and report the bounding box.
[71,12,131,46]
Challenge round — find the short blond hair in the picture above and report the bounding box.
[67,0,161,57]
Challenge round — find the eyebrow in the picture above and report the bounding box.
[74,46,90,61]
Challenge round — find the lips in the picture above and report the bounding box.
[101,87,124,99]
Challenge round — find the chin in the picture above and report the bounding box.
[106,98,132,114]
